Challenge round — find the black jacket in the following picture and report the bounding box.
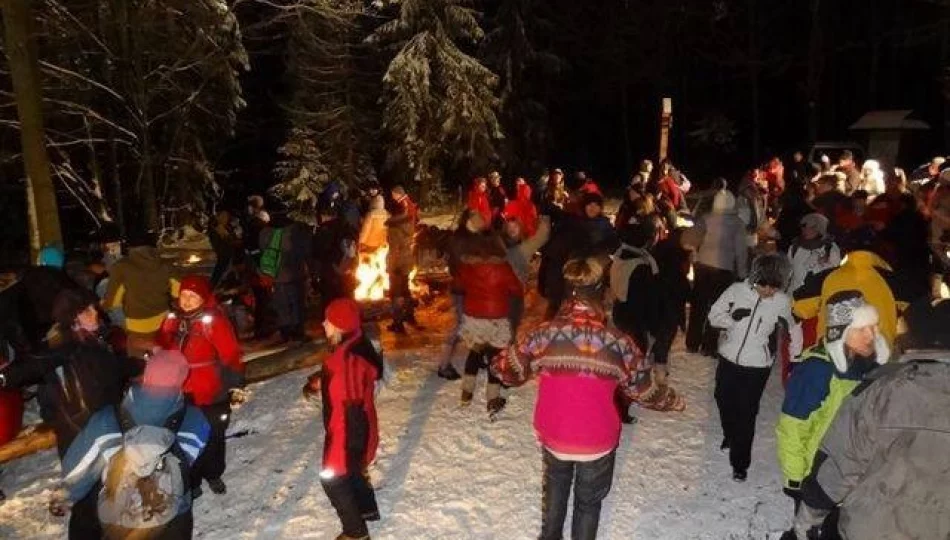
[1,333,141,457]
[611,249,679,364]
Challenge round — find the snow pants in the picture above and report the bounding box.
[322,471,379,538]
[274,280,307,339]
[540,448,616,540]
[462,346,502,401]
[686,264,735,354]
[191,401,231,485]
[441,293,464,367]
[389,270,415,325]
[508,295,525,337]
[714,358,770,473]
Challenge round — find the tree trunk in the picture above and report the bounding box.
[620,84,632,175]
[2,0,63,260]
[747,0,761,159]
[867,0,880,109]
[109,131,125,237]
[140,136,159,231]
[805,0,824,144]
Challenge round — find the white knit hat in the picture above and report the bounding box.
[824,290,889,372]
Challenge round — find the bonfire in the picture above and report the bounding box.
[354,245,391,301]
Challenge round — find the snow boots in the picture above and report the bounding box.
[438,364,461,380]
[487,397,506,421]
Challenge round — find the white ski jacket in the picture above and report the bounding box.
[708,282,802,368]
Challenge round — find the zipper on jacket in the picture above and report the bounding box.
[734,295,762,366]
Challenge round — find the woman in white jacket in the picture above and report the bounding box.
[785,213,841,295]
[709,254,802,482]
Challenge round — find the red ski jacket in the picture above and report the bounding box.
[467,186,493,227]
[504,182,539,238]
[317,333,382,477]
[155,307,244,406]
[457,255,523,319]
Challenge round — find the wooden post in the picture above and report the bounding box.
[2,0,63,260]
[659,97,673,163]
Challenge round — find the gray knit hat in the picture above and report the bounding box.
[800,213,829,237]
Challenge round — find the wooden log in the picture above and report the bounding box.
[0,425,56,464]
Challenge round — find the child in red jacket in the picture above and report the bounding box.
[156,275,244,497]
[303,298,383,540]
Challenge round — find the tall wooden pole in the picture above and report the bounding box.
[659,97,673,163]
[2,0,63,260]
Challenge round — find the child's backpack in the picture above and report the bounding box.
[98,407,190,537]
[258,228,284,279]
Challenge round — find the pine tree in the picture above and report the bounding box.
[270,127,329,225]
[480,0,562,173]
[0,0,248,234]
[369,0,502,204]
[277,0,380,195]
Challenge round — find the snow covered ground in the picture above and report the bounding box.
[0,293,793,539]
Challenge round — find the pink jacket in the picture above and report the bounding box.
[535,372,621,455]
[491,300,646,455]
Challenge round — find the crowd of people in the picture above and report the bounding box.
[0,147,947,540]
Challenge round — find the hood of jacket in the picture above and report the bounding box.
[122,384,185,428]
[516,182,532,202]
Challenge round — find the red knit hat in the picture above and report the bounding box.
[325,298,362,333]
[179,275,215,305]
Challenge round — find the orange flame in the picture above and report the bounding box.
[408,267,429,297]
[355,245,391,301]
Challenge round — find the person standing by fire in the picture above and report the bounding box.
[386,186,421,334]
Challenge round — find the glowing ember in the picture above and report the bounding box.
[186,254,202,264]
[687,264,695,283]
[355,245,391,301]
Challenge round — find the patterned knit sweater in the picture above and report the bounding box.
[492,299,655,455]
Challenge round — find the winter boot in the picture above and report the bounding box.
[460,390,474,406]
[720,438,730,452]
[192,486,204,500]
[362,510,381,522]
[334,534,370,540]
[437,364,461,381]
[208,478,227,495]
[652,365,669,387]
[732,469,747,482]
[487,397,507,420]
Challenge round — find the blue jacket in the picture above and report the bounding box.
[60,385,210,504]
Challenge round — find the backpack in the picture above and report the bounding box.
[790,240,833,261]
[98,406,189,536]
[258,228,284,279]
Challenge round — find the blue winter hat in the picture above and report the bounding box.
[38,245,65,269]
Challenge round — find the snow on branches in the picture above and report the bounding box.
[370,0,502,204]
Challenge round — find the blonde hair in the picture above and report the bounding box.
[563,257,604,289]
